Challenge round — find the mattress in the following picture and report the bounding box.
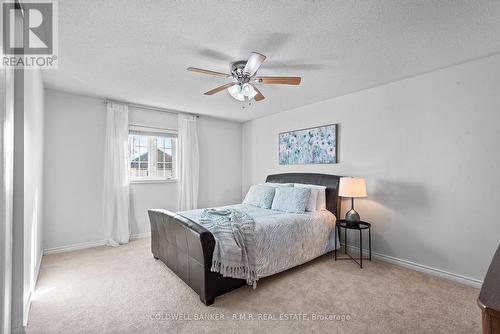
[178,204,338,278]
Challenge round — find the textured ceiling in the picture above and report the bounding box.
[43,0,500,122]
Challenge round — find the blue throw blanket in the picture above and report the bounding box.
[199,208,258,287]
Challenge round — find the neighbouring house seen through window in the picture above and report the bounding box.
[128,130,177,181]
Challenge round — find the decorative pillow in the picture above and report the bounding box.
[294,184,317,211]
[271,187,311,214]
[294,183,327,211]
[243,185,276,209]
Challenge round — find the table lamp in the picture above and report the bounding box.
[339,177,367,224]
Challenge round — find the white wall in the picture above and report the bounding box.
[43,90,106,250]
[23,69,45,324]
[43,90,243,250]
[8,66,45,333]
[242,54,500,283]
[11,68,24,334]
[0,64,14,334]
[198,116,243,208]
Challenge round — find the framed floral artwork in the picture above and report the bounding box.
[279,124,337,165]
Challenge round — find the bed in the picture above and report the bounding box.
[148,173,341,305]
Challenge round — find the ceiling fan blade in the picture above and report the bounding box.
[204,83,236,95]
[250,84,265,101]
[256,76,301,85]
[187,67,230,78]
[243,52,266,76]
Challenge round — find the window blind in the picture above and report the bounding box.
[129,124,177,138]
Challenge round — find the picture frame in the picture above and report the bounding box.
[279,123,338,165]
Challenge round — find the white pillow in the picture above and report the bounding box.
[294,183,327,211]
[261,182,294,188]
[243,185,276,209]
[271,187,311,214]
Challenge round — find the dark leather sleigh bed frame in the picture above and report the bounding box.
[148,173,341,306]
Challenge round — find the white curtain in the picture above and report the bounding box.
[177,114,199,211]
[103,102,130,246]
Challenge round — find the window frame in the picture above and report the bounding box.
[128,124,178,184]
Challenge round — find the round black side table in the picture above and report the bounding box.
[334,220,372,268]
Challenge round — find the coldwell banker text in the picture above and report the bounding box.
[1,0,58,68]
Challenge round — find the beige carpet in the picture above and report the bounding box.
[27,239,480,334]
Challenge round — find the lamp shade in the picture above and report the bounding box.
[338,177,367,198]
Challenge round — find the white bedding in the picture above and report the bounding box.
[178,204,338,278]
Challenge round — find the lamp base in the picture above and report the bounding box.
[345,209,360,225]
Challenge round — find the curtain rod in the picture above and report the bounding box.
[104,99,199,118]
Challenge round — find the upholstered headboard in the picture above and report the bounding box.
[265,173,342,217]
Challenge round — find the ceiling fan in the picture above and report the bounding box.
[187,52,301,102]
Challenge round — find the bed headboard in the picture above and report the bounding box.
[265,173,342,217]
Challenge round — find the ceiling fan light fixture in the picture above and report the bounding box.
[228,84,245,101]
[248,89,258,100]
[241,83,254,97]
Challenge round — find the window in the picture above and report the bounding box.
[128,127,177,182]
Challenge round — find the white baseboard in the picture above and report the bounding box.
[43,233,151,255]
[42,236,481,288]
[341,244,482,288]
[130,232,151,240]
[43,240,107,255]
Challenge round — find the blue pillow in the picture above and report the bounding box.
[271,187,311,214]
[243,185,276,209]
